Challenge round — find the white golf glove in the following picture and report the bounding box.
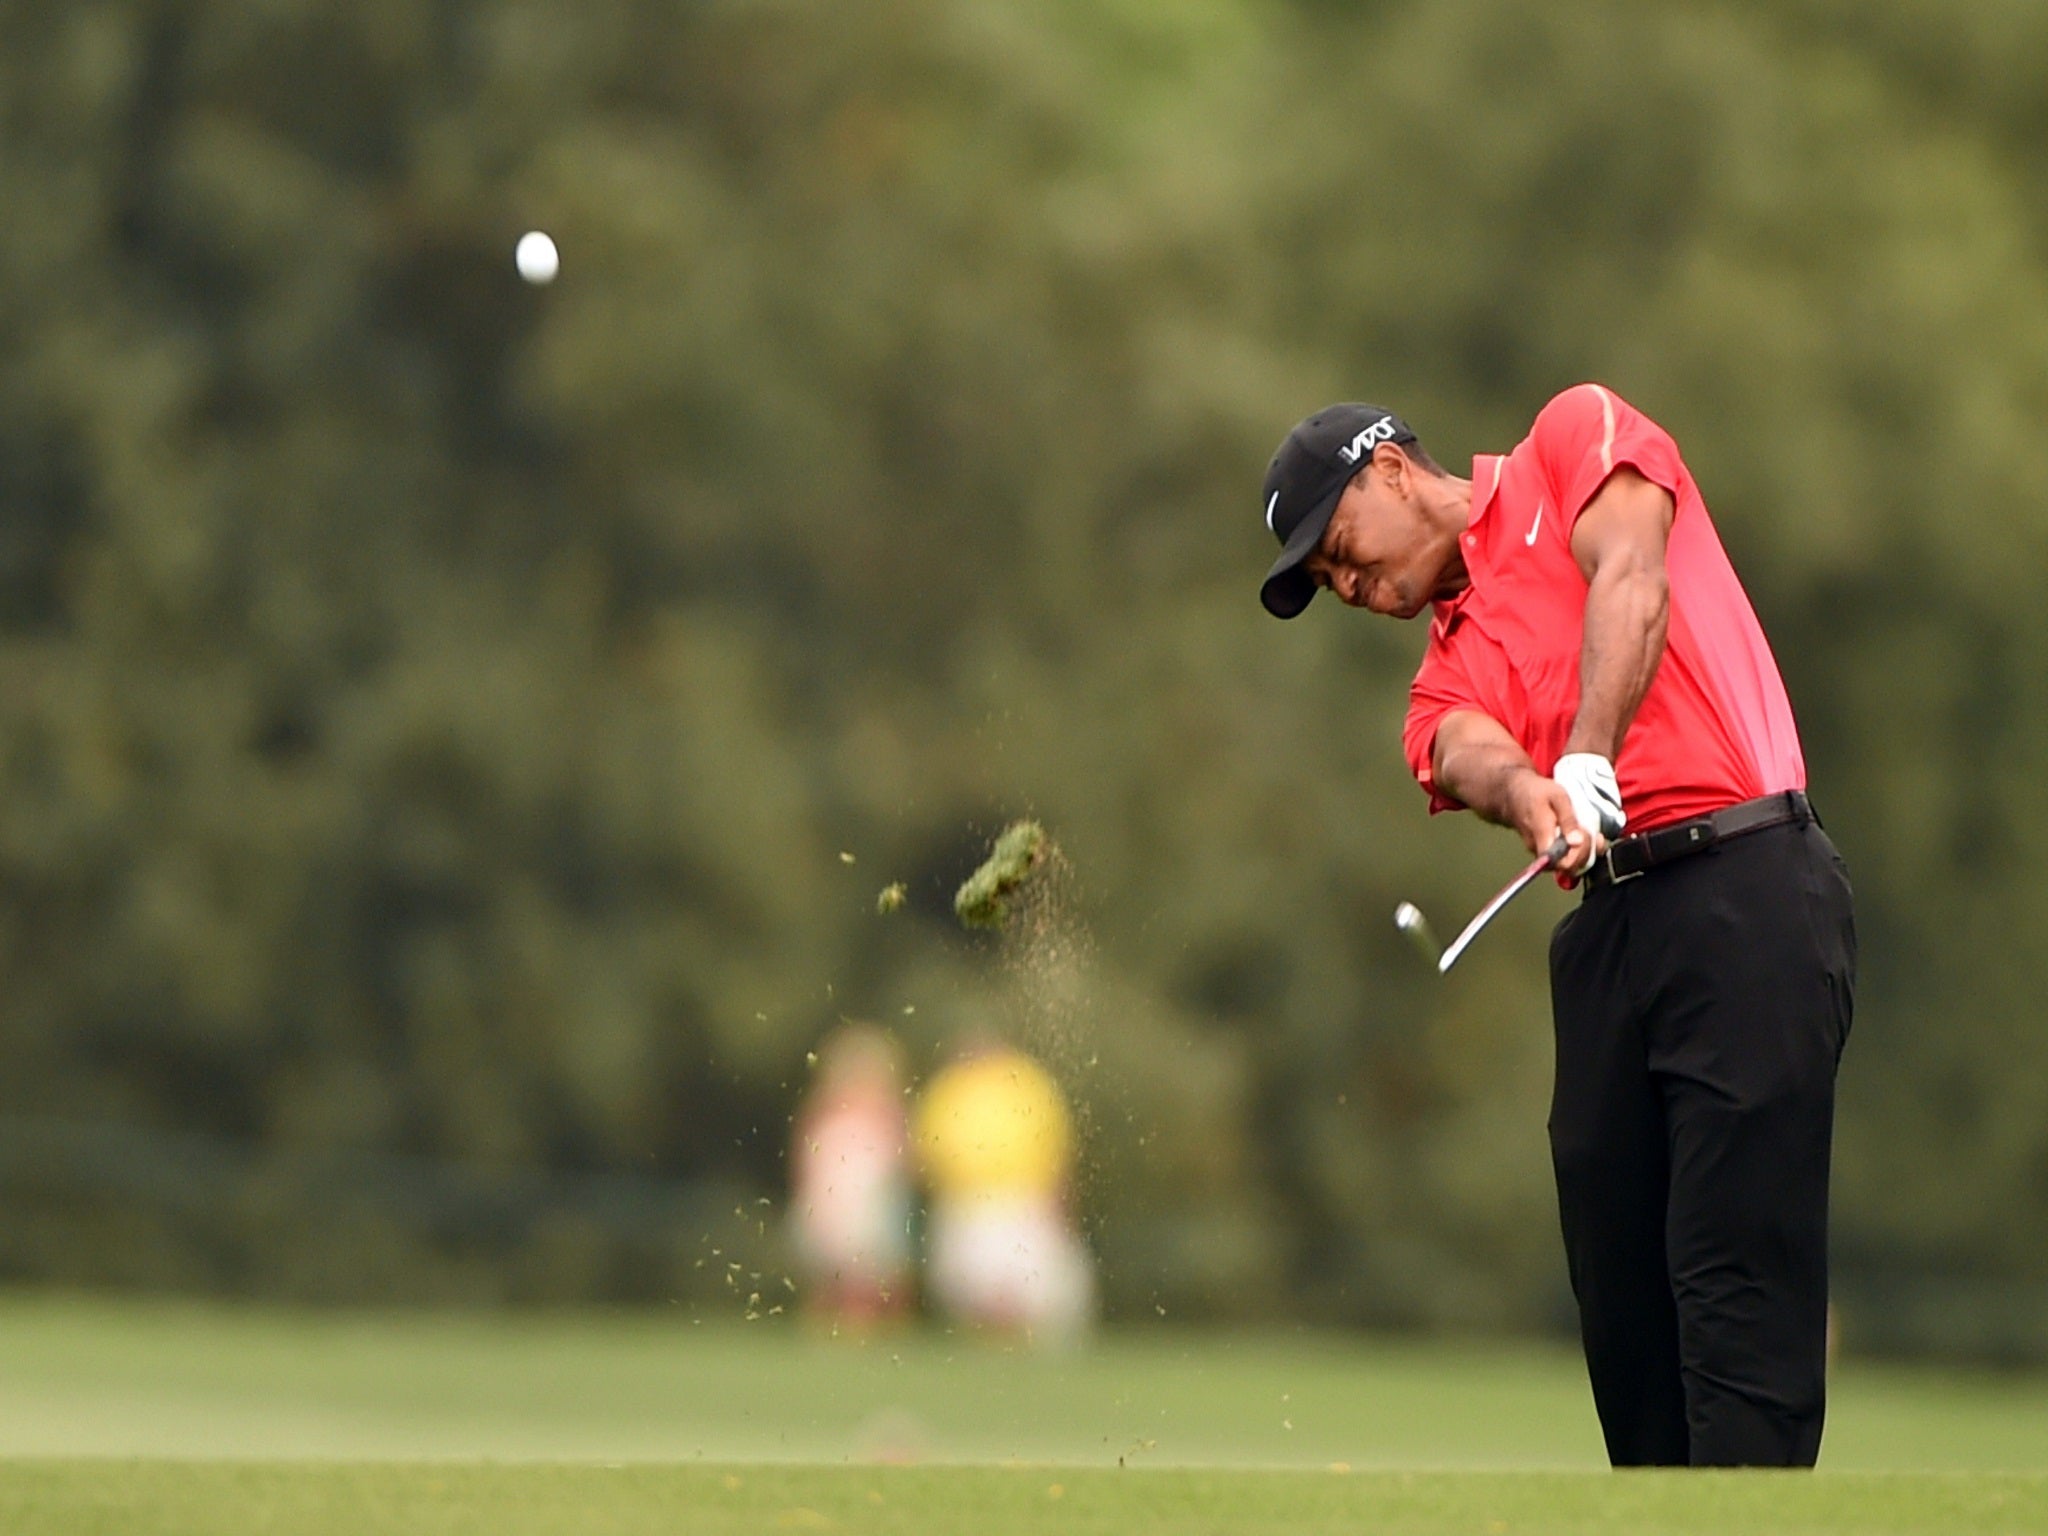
[1552,753,1627,841]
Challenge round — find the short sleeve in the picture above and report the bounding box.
[1404,624,1516,814]
[1530,383,1686,529]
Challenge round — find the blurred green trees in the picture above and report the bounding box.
[1,0,2046,1353]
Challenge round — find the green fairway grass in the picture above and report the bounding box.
[0,1294,2045,1531]
[1,1463,2045,1536]
[0,1294,2043,1471]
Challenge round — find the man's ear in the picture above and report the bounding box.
[1372,441,1413,496]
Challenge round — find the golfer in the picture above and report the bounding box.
[1257,385,1855,1467]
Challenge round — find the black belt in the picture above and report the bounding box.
[1583,790,1813,889]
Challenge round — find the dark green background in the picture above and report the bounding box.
[1,0,2044,1356]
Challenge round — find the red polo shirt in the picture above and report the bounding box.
[1402,384,1805,833]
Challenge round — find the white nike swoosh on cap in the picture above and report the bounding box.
[1265,491,1280,533]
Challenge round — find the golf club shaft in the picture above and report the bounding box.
[1436,834,1570,974]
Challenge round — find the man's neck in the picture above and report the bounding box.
[1430,473,1476,601]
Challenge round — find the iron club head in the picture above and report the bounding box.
[1393,900,1442,966]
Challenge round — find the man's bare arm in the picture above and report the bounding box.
[1427,470,1674,873]
[1432,709,1599,872]
[1564,467,1674,761]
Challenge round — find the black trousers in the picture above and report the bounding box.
[1548,817,1855,1468]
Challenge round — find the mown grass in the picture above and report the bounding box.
[0,1295,2043,1531]
[0,1294,2044,1470]
[2,1463,2045,1536]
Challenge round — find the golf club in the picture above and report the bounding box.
[1397,833,1571,975]
[1394,901,1442,965]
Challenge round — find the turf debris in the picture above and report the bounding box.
[952,820,1049,931]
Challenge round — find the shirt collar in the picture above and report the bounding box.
[1432,455,1504,638]
[1469,454,1506,532]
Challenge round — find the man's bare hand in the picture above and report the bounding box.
[1504,769,1604,874]
[1433,711,1604,873]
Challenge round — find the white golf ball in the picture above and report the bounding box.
[515,230,559,285]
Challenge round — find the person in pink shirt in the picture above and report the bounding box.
[788,1025,915,1329]
[1256,386,1855,1467]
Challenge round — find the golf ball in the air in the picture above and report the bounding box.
[515,231,559,284]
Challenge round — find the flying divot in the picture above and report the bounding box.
[953,820,1049,930]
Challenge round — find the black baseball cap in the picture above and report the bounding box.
[1258,404,1416,618]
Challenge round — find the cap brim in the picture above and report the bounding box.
[1259,483,1343,619]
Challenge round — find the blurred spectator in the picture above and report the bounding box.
[788,1025,915,1328]
[913,1036,1094,1346]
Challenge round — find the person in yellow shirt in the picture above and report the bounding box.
[913,1035,1093,1344]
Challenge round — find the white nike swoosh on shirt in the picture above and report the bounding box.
[1524,500,1544,546]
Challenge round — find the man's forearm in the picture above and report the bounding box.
[1431,707,1605,868]
[1564,562,1669,761]
[1432,710,1542,829]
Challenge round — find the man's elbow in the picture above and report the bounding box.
[1429,710,1497,792]
[1639,563,1671,619]
[1598,555,1668,610]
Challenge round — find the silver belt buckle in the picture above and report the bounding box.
[1603,841,1645,885]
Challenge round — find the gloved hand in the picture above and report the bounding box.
[1552,753,1627,841]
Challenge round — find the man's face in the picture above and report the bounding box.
[1300,453,1440,619]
